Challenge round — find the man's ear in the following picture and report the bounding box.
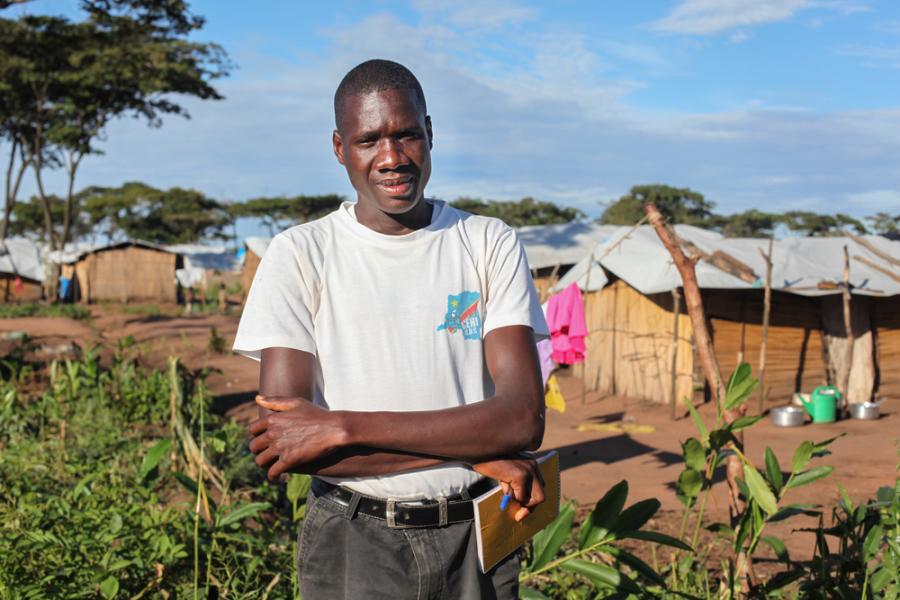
[332,130,345,165]
[425,116,434,150]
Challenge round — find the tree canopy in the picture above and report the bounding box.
[450,197,585,227]
[228,195,345,236]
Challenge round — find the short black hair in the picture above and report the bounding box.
[334,59,427,131]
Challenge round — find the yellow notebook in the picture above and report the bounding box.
[473,451,561,573]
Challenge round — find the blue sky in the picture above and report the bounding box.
[11,0,900,237]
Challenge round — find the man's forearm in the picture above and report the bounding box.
[291,446,447,478]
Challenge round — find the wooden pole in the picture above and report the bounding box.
[853,254,900,284]
[757,239,773,414]
[644,204,745,510]
[669,288,681,420]
[841,245,853,411]
[581,248,597,404]
[849,233,900,269]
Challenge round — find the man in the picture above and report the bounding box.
[234,59,548,599]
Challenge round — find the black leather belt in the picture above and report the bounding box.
[311,477,497,529]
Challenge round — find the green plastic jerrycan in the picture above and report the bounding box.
[800,385,840,423]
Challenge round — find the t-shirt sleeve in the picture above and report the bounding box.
[482,225,550,340]
[232,233,318,361]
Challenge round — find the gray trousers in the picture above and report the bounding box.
[297,489,520,600]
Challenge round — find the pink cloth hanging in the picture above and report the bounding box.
[545,283,587,365]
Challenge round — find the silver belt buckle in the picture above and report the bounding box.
[385,499,399,528]
[386,497,450,528]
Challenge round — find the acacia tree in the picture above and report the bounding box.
[0,1,229,295]
[228,195,345,236]
[450,197,585,227]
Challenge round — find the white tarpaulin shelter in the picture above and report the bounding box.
[517,222,621,271]
[554,225,900,298]
[0,238,44,282]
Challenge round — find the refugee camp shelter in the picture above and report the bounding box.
[167,243,242,292]
[517,222,619,301]
[549,226,900,408]
[62,241,183,303]
[0,238,44,302]
[241,237,271,298]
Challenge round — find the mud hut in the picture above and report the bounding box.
[63,241,183,303]
[550,226,900,408]
[0,238,44,302]
[241,237,271,299]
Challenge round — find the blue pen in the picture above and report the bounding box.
[499,490,512,511]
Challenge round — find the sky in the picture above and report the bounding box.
[9,0,900,239]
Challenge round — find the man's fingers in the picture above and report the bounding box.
[526,473,546,508]
[248,418,268,436]
[255,447,278,468]
[248,431,270,454]
[268,458,290,481]
[256,395,303,412]
[514,506,532,522]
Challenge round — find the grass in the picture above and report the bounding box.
[0,303,92,321]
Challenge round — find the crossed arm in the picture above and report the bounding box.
[248,325,547,516]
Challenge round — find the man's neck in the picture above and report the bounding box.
[354,199,434,235]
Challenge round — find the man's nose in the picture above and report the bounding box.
[374,138,406,170]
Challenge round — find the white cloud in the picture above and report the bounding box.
[835,44,900,68]
[651,0,810,35]
[13,7,900,226]
[410,0,536,29]
[730,30,751,43]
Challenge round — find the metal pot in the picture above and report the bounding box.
[770,405,807,427]
[848,402,880,420]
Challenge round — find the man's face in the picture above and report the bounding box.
[333,88,433,215]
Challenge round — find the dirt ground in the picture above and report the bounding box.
[2,305,897,564]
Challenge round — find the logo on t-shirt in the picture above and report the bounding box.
[436,291,482,341]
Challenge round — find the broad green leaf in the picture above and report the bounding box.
[217,502,271,528]
[682,438,705,472]
[686,401,708,441]
[743,463,778,516]
[863,525,883,561]
[99,576,118,600]
[620,529,692,551]
[560,559,640,593]
[108,559,131,572]
[764,447,783,495]
[786,466,833,489]
[726,362,752,394]
[811,434,844,457]
[519,587,550,600]
[733,509,753,553]
[531,501,575,570]
[578,480,628,550]
[761,535,789,562]
[725,363,758,410]
[735,476,750,500]
[138,439,171,482]
[791,441,814,473]
[706,522,735,541]
[173,472,198,496]
[708,429,735,451]
[729,414,764,432]
[764,568,805,593]
[875,485,895,505]
[608,547,666,587]
[676,468,703,507]
[769,504,821,523]
[611,499,660,535]
[286,474,312,504]
[871,566,891,593]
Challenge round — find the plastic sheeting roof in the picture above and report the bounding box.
[554,225,900,298]
[0,238,44,282]
[517,222,621,270]
[167,244,242,272]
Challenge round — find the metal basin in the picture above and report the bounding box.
[770,405,807,427]
[848,402,880,420]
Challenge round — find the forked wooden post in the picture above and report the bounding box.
[841,245,853,411]
[669,288,681,420]
[757,239,773,414]
[643,203,746,513]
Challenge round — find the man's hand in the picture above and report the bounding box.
[249,395,347,480]
[472,454,546,522]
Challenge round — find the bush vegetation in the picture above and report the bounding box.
[0,351,896,599]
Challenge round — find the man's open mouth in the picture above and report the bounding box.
[377,176,415,196]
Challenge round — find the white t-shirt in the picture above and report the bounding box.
[234,200,549,499]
